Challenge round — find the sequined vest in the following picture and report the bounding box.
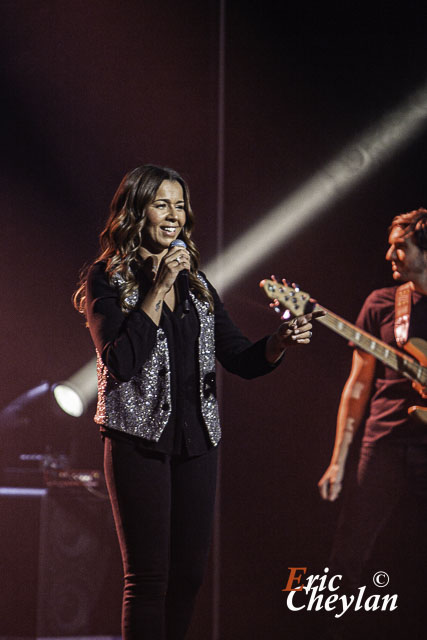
[94,273,221,445]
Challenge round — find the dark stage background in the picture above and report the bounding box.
[1,1,427,638]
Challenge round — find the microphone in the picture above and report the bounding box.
[170,239,190,314]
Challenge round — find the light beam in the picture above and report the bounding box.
[205,80,427,292]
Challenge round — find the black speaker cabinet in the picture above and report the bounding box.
[0,486,122,638]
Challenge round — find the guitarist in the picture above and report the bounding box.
[318,209,427,596]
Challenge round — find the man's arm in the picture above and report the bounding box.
[318,349,376,501]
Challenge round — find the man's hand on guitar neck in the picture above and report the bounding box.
[265,310,325,364]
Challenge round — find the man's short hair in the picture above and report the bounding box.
[389,208,427,251]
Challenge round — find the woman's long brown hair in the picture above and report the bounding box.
[73,165,213,316]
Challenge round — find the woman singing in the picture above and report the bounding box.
[74,164,317,640]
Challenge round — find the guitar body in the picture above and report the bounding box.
[405,337,427,367]
[260,277,427,424]
[405,339,427,423]
[408,404,427,425]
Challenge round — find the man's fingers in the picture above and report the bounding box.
[318,481,327,500]
[312,309,326,319]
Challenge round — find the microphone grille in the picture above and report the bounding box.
[170,239,187,248]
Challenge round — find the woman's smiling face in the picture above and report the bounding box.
[141,180,186,254]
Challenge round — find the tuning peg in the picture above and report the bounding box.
[259,279,266,287]
[291,282,300,292]
[281,278,288,286]
[271,274,277,282]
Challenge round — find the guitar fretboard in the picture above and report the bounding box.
[314,303,427,386]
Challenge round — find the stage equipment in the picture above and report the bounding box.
[0,484,121,638]
[52,357,97,417]
[0,381,83,485]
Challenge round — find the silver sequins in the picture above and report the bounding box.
[94,273,221,445]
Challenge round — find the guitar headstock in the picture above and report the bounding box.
[259,277,312,317]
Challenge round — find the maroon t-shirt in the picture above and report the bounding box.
[354,286,427,444]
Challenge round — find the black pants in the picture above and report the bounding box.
[104,437,218,640]
[323,441,427,639]
[330,440,427,589]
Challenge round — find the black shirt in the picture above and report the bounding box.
[86,261,278,455]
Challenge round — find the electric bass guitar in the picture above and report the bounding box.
[260,277,427,424]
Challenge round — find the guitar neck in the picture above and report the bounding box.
[313,303,427,385]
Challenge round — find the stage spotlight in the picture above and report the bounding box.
[0,358,97,431]
[53,385,84,417]
[52,357,97,417]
